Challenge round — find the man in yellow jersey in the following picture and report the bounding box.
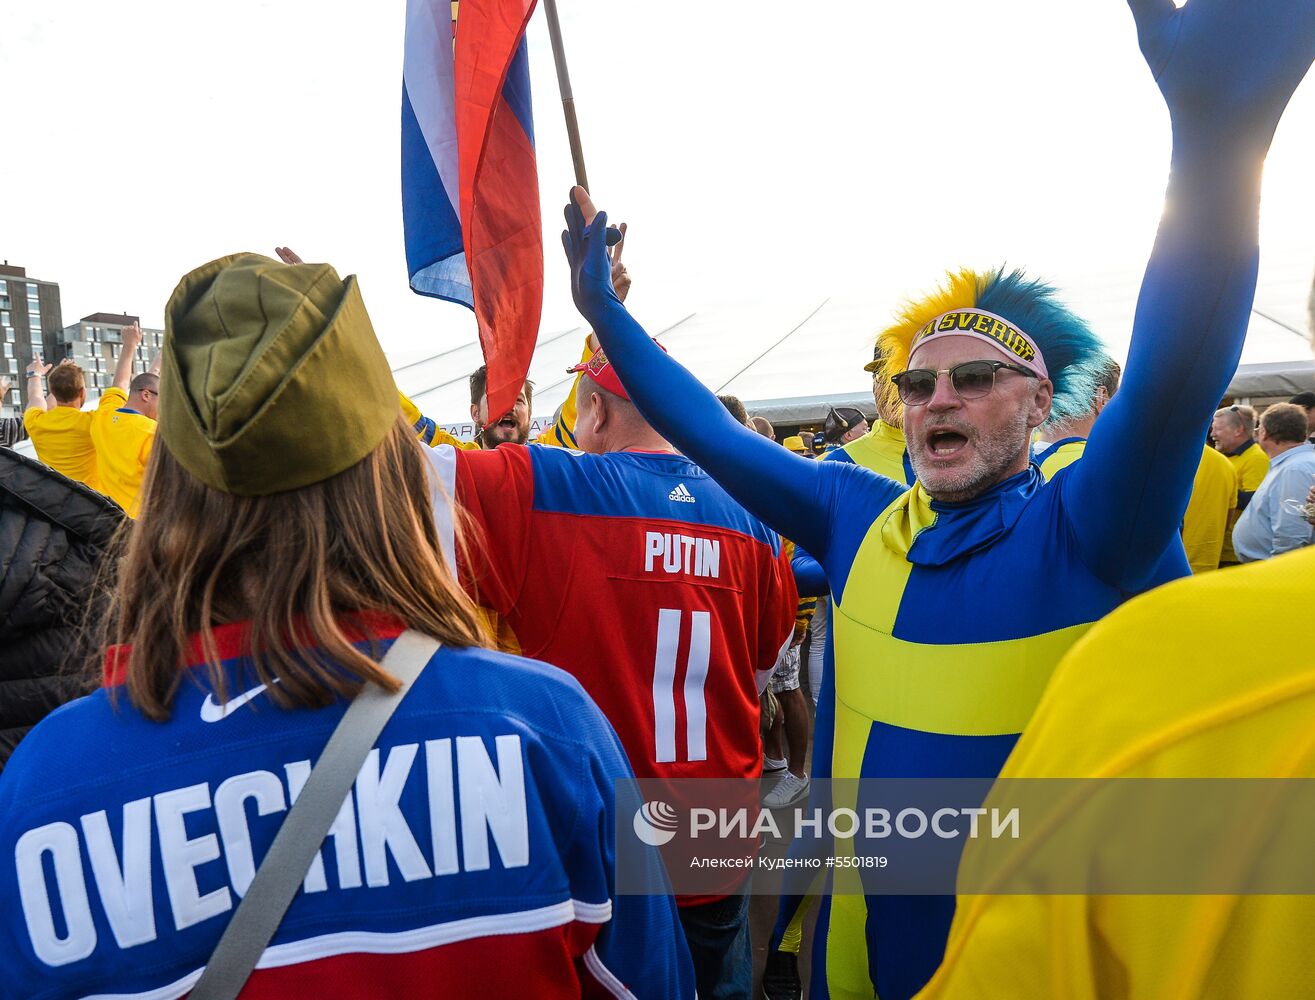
[1182,441,1238,573]
[22,358,99,489]
[1212,404,1269,564]
[90,323,158,516]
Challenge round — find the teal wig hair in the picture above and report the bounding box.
[876,266,1110,428]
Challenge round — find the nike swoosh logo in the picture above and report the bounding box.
[200,680,276,723]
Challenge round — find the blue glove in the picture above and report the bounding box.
[563,194,621,326]
[560,186,840,562]
[1130,0,1315,148]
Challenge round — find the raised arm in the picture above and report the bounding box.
[1067,0,1315,589]
[111,323,143,394]
[23,359,51,414]
[562,190,837,559]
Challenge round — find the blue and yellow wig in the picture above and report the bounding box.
[876,267,1108,428]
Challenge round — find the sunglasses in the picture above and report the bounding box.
[891,360,1037,407]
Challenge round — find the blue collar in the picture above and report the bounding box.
[116,407,142,416]
[910,466,1042,566]
[1224,439,1256,458]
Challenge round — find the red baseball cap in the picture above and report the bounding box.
[567,341,667,401]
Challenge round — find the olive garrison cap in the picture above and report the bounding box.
[160,253,398,496]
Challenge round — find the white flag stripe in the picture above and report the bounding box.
[402,0,461,214]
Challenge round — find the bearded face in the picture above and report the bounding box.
[902,339,1051,503]
[474,385,532,447]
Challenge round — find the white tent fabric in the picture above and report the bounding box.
[394,257,1315,437]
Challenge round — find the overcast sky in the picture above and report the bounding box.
[5,1,1314,396]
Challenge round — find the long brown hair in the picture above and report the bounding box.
[103,418,488,720]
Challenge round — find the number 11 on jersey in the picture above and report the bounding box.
[652,609,710,764]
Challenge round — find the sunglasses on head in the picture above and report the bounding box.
[891,360,1037,407]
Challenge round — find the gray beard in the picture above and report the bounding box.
[911,410,1033,504]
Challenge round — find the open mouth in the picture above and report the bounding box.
[926,429,969,458]
[496,415,518,430]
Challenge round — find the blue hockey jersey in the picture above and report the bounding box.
[0,616,694,999]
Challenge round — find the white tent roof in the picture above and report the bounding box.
[393,258,1315,434]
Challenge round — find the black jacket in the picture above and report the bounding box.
[0,448,124,769]
[0,417,26,449]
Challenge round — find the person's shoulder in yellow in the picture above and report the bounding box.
[398,391,479,450]
[838,419,909,483]
[21,360,99,489]
[1034,436,1087,481]
[1031,358,1119,483]
[1231,439,1270,491]
[96,385,127,415]
[918,547,1315,1000]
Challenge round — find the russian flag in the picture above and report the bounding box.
[403,0,543,420]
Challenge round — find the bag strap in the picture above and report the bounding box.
[188,629,441,1000]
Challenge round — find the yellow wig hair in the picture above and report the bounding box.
[874,268,983,419]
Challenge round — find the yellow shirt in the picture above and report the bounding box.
[917,547,1315,1000]
[23,405,99,489]
[1220,442,1269,564]
[1182,443,1237,574]
[90,388,156,517]
[835,419,910,484]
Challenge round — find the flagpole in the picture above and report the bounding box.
[540,0,590,192]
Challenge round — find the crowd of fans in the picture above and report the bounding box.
[5,256,1310,996]
[4,321,158,517]
[2,4,1315,999]
[4,253,1315,1000]
[3,253,1315,1000]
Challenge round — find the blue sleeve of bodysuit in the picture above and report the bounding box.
[1062,147,1263,590]
[1060,2,1315,592]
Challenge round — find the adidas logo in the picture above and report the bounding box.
[668,483,696,504]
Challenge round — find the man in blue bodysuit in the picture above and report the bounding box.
[560,2,1315,997]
